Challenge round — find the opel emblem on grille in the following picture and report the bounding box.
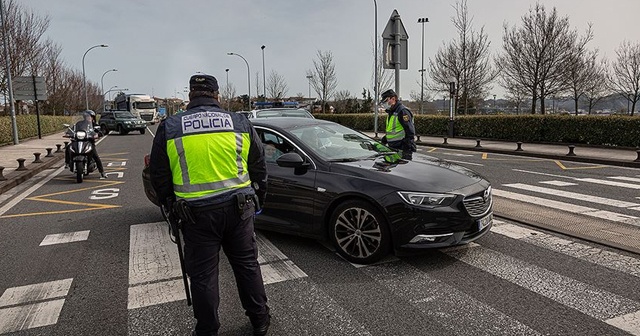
[483,187,491,202]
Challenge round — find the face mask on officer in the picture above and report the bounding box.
[384,98,394,109]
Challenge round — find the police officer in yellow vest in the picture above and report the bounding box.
[149,74,270,336]
[380,89,417,160]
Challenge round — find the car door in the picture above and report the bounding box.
[255,128,318,236]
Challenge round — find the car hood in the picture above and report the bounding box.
[329,153,486,193]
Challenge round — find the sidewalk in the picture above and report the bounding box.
[0,131,68,195]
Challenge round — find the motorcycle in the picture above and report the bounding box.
[63,123,100,183]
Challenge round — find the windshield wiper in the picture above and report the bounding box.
[368,152,397,159]
[327,158,361,162]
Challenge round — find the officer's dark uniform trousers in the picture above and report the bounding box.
[183,197,268,335]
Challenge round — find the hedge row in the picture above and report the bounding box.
[0,115,73,146]
[315,114,640,148]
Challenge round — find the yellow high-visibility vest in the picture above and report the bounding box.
[164,108,251,201]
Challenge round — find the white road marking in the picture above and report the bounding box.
[503,183,640,208]
[0,170,50,205]
[362,261,541,335]
[40,230,90,246]
[444,245,640,320]
[128,222,181,286]
[128,222,306,309]
[606,310,640,335]
[256,233,307,284]
[610,176,640,183]
[0,299,65,333]
[577,178,640,190]
[0,279,73,307]
[539,180,578,187]
[444,159,484,166]
[441,152,474,157]
[0,166,65,217]
[513,169,569,179]
[493,189,639,225]
[127,279,186,310]
[490,224,640,277]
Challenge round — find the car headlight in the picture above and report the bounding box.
[76,130,86,140]
[397,191,456,207]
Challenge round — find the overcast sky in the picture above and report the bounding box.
[24,0,640,101]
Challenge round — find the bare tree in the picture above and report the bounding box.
[583,58,609,114]
[0,0,50,97]
[566,49,601,115]
[498,3,592,114]
[266,70,288,100]
[371,38,394,100]
[500,75,529,114]
[410,74,432,108]
[429,0,496,114]
[307,50,338,113]
[220,82,237,108]
[609,41,640,116]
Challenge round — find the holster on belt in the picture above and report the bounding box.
[174,199,196,225]
[235,193,261,213]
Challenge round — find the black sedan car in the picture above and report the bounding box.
[143,118,493,264]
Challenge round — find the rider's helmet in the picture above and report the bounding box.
[83,110,96,120]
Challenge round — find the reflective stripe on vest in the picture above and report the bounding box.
[386,114,405,141]
[167,131,251,200]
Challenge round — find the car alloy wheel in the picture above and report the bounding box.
[330,200,389,264]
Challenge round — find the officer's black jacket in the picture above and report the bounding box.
[149,96,267,208]
[386,102,416,140]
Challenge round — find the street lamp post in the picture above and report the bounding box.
[493,94,497,114]
[225,68,230,110]
[418,17,429,115]
[448,81,456,138]
[306,75,313,111]
[227,52,251,111]
[373,0,379,138]
[100,68,117,112]
[82,44,108,110]
[261,45,266,100]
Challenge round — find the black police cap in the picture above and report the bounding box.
[379,89,397,104]
[189,74,219,92]
[381,89,397,100]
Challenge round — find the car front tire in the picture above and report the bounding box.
[329,199,390,264]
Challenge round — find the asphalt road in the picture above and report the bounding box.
[0,125,639,335]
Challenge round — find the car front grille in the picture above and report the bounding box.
[463,187,492,217]
[141,115,153,121]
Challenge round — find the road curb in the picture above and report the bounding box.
[0,153,65,195]
[418,141,640,168]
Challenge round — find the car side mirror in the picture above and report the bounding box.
[276,152,309,168]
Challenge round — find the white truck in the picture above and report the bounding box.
[111,93,158,123]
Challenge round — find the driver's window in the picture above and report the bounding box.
[259,130,294,163]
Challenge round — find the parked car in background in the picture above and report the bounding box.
[99,111,147,135]
[248,108,314,119]
[142,118,492,264]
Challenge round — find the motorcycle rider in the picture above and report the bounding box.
[65,110,106,179]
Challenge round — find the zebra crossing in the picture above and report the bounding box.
[3,172,640,334]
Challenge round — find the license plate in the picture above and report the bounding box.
[477,213,493,231]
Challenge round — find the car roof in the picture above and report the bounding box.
[250,117,331,130]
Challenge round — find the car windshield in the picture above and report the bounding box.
[256,110,312,118]
[290,123,397,161]
[115,112,136,119]
[133,102,156,109]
